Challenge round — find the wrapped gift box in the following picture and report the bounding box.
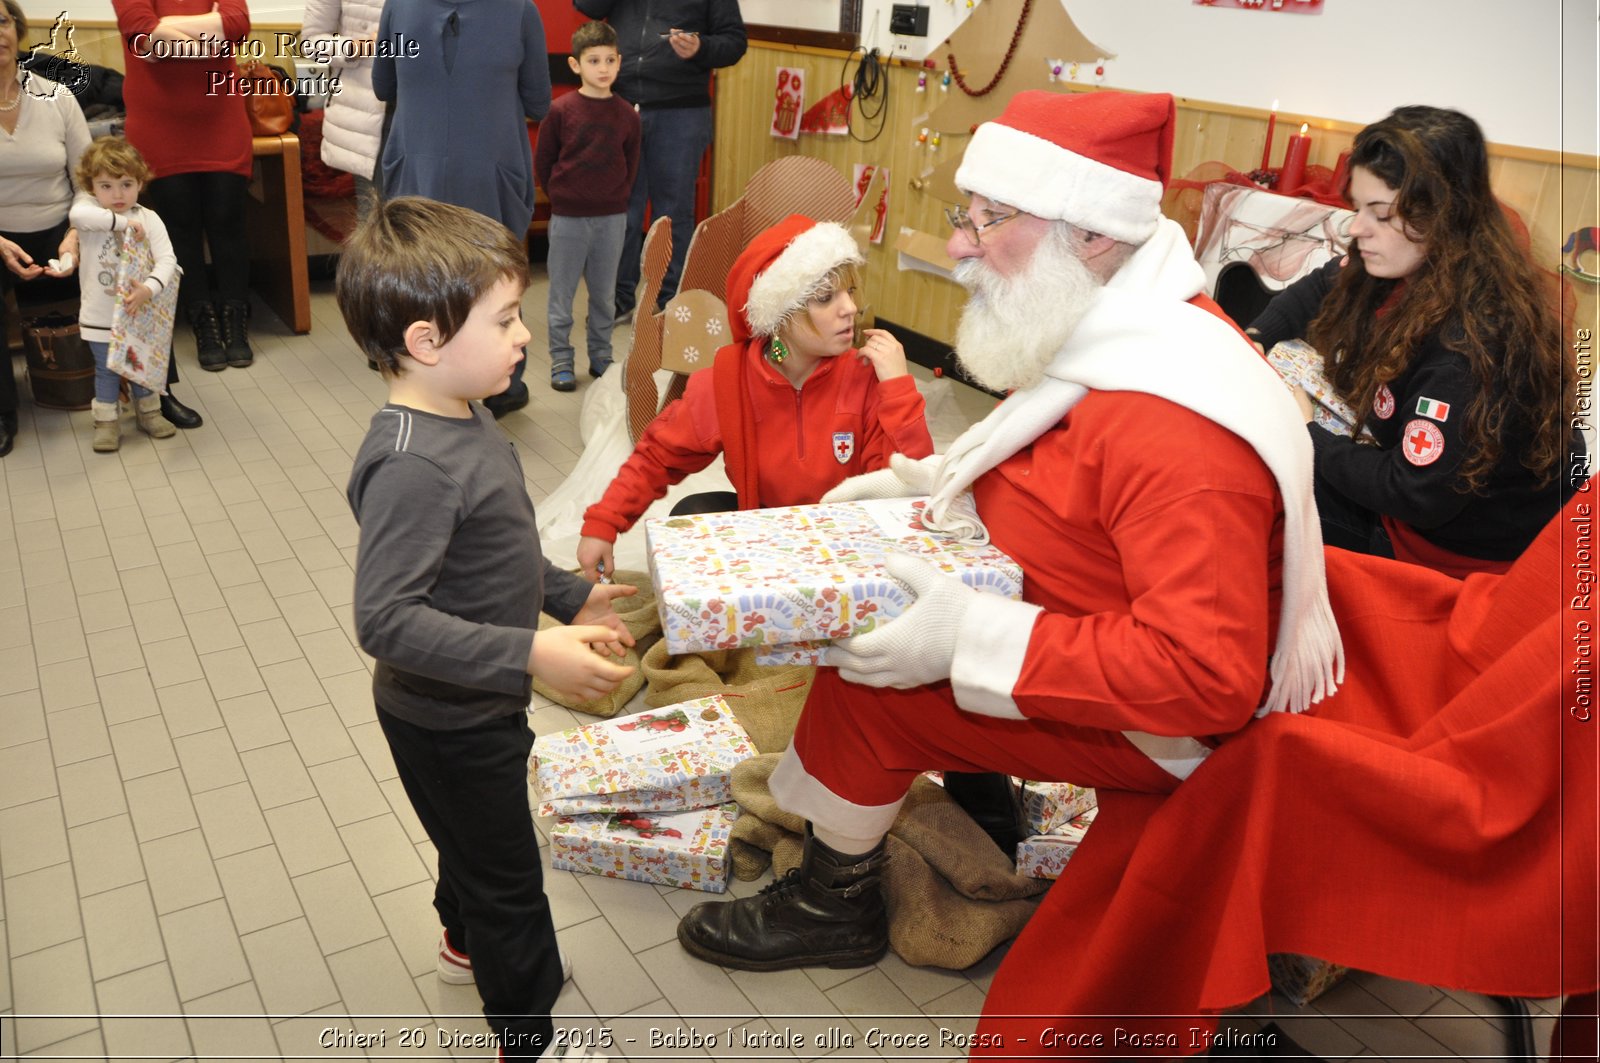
[647,498,1024,655]
[755,641,826,667]
[1015,808,1097,880]
[1266,953,1349,1006]
[1018,781,1098,836]
[550,803,737,893]
[1267,339,1368,438]
[531,697,755,817]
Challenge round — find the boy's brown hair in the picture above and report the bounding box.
[336,197,529,376]
[75,136,154,192]
[571,19,617,59]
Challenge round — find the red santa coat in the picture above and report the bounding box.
[580,340,933,542]
[972,492,1598,1057]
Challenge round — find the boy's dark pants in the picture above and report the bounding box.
[378,704,560,1059]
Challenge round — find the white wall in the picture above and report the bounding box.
[857,0,1595,155]
[27,0,1599,153]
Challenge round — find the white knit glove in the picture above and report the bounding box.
[821,452,940,504]
[825,554,975,688]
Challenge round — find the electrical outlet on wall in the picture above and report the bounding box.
[888,3,929,35]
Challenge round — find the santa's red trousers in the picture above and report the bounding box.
[774,670,1180,834]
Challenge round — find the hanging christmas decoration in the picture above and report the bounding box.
[799,83,852,136]
[946,0,1032,97]
[853,164,891,245]
[770,67,804,139]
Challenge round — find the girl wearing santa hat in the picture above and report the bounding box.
[1249,105,1585,578]
[576,214,935,581]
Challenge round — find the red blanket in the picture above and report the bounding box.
[975,493,1598,1057]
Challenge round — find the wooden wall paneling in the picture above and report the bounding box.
[712,46,977,342]
[717,46,1600,348]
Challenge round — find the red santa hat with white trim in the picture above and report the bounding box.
[954,90,1176,245]
[729,214,864,344]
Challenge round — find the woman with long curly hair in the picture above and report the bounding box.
[1248,105,1585,577]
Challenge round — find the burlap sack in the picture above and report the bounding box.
[640,640,813,754]
[729,754,1049,970]
[531,570,660,718]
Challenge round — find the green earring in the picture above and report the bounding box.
[767,336,790,365]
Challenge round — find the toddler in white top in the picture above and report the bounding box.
[69,136,178,452]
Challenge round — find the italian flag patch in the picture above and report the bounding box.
[1416,397,1451,421]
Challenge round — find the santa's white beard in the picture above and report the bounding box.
[951,231,1098,393]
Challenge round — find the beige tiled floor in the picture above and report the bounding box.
[0,274,1563,1061]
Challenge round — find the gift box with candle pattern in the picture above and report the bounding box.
[549,803,737,893]
[1015,808,1098,881]
[530,697,755,817]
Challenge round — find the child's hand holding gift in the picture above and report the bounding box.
[529,626,635,702]
[124,282,153,315]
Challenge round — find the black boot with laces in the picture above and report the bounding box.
[676,825,888,971]
[222,300,254,367]
[191,301,227,371]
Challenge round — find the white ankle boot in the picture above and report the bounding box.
[135,394,176,438]
[91,399,120,452]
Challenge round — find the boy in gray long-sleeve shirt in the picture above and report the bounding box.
[341,197,632,1061]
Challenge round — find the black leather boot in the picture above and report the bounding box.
[191,302,227,371]
[222,300,254,367]
[943,771,1028,859]
[159,391,203,429]
[677,827,888,972]
[0,410,17,457]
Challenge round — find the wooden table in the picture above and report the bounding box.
[246,134,312,335]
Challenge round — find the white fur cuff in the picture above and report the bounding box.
[949,592,1041,719]
[769,745,906,839]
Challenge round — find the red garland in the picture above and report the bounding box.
[946,0,1034,98]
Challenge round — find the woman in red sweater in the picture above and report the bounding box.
[114,0,257,372]
[576,215,935,581]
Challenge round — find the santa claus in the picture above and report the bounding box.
[675,88,1594,1056]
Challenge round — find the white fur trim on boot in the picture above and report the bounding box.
[91,400,121,452]
[744,224,863,338]
[135,394,176,438]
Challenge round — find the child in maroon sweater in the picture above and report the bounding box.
[533,21,640,390]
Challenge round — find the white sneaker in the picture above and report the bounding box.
[437,932,571,984]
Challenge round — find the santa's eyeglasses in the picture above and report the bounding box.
[945,205,1022,245]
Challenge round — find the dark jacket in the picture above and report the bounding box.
[574,0,746,109]
[1250,258,1585,561]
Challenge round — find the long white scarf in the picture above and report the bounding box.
[925,220,1344,714]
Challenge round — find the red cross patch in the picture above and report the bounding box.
[1373,384,1396,420]
[1401,418,1445,467]
[832,431,855,464]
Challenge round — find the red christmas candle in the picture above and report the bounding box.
[1330,150,1352,195]
[1260,100,1278,171]
[1279,124,1312,192]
